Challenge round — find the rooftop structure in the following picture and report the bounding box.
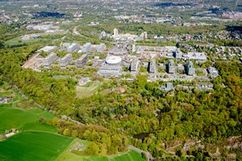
[166,60,176,74]
[105,55,122,65]
[185,61,195,76]
[42,53,58,67]
[59,54,72,67]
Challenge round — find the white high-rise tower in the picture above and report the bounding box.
[113,28,119,37]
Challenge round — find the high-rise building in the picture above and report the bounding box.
[185,61,195,76]
[113,28,119,37]
[166,60,175,74]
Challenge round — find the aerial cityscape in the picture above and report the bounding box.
[0,0,241,161]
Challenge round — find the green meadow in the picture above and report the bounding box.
[0,104,56,133]
[0,131,73,161]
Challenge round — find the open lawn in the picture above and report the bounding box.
[0,131,73,161]
[0,105,56,133]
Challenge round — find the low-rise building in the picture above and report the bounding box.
[42,53,58,67]
[76,54,88,68]
[81,43,92,53]
[183,52,207,61]
[207,67,219,78]
[38,46,57,53]
[68,43,80,52]
[61,43,80,52]
[59,54,72,67]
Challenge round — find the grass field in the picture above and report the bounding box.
[56,139,147,161]
[0,105,56,133]
[0,131,73,161]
